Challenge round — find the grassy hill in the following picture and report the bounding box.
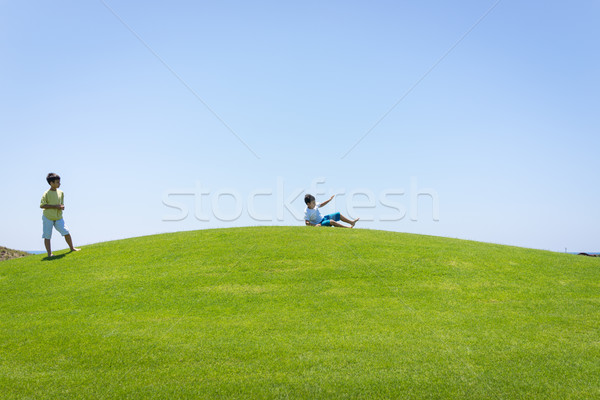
[0,246,30,262]
[0,226,598,399]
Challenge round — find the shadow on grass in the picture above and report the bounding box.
[42,249,81,261]
[42,250,79,261]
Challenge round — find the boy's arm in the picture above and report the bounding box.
[305,220,321,226]
[40,204,64,210]
[319,195,335,208]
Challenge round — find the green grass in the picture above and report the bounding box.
[1,226,599,399]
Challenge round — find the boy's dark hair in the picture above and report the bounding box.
[46,173,61,184]
[304,194,315,205]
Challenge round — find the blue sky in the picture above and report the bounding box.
[2,1,599,252]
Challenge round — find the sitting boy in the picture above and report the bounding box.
[304,194,359,228]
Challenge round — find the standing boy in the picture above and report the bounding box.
[304,194,359,228]
[40,173,80,257]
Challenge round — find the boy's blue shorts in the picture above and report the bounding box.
[320,212,341,226]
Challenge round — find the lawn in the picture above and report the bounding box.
[1,226,598,399]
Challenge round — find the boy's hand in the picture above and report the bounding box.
[59,205,65,210]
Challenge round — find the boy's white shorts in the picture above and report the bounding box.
[42,215,70,239]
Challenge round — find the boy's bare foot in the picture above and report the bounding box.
[351,218,360,227]
[70,248,81,252]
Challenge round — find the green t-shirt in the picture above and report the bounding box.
[40,189,64,221]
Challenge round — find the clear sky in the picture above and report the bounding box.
[2,1,599,253]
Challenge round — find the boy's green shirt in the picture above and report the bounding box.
[40,189,64,221]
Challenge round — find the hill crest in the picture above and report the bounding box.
[0,246,30,262]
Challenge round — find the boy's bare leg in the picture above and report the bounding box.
[330,220,351,228]
[64,234,80,252]
[44,239,53,257]
[340,215,360,227]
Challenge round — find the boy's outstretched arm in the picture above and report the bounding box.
[319,195,335,208]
